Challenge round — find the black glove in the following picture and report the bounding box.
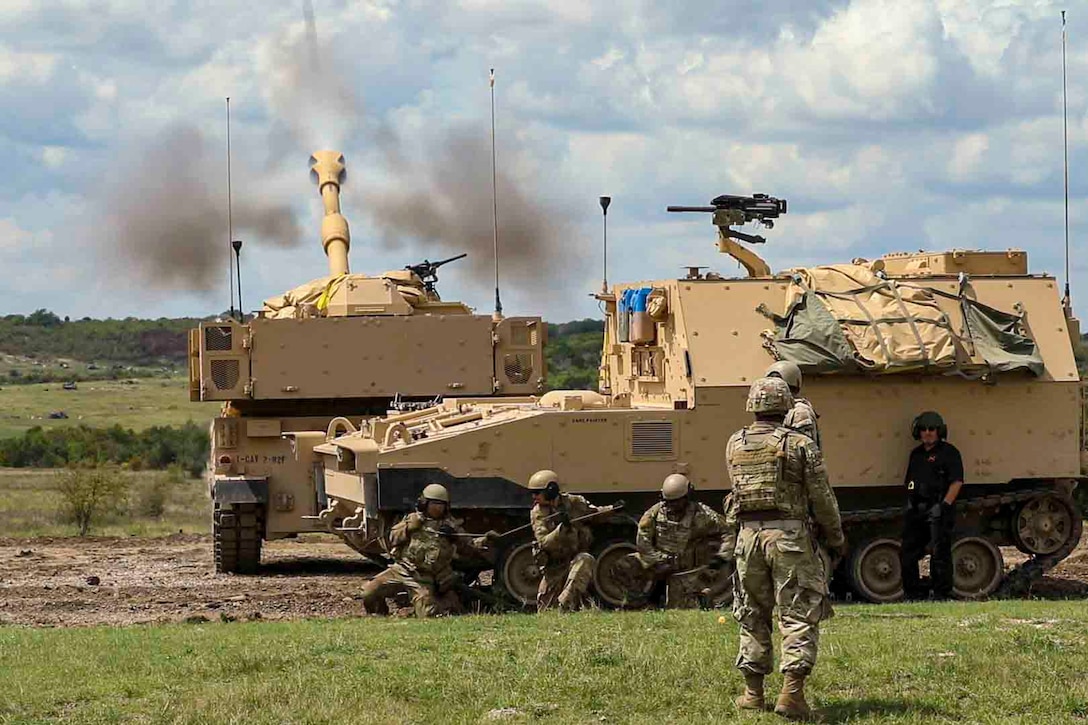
[437,524,456,538]
[554,511,571,527]
[927,502,949,523]
[483,530,501,542]
[707,554,732,570]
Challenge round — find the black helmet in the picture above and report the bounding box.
[911,411,947,440]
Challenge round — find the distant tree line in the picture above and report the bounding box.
[0,310,198,368]
[0,423,209,477]
[545,319,604,391]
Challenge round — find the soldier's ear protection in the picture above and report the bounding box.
[415,496,426,513]
[911,415,947,441]
[543,480,560,501]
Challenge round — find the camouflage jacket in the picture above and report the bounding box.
[723,421,844,553]
[784,397,820,448]
[531,493,600,564]
[389,511,489,577]
[637,500,728,570]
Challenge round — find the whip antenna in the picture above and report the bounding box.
[490,68,503,321]
[226,97,236,320]
[599,196,611,293]
[233,240,244,321]
[1062,10,1072,312]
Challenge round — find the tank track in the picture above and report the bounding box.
[214,502,263,574]
[840,484,1082,597]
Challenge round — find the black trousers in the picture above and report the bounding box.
[899,502,955,598]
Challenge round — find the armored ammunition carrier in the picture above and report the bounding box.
[189,150,545,573]
[296,193,1085,605]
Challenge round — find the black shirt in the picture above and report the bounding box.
[904,440,964,503]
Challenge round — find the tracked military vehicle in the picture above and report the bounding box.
[298,193,1085,605]
[188,150,546,573]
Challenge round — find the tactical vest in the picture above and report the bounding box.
[729,427,790,514]
[399,519,455,574]
[653,505,695,556]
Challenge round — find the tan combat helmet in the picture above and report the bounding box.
[661,473,692,501]
[765,360,803,394]
[421,483,450,503]
[746,377,794,415]
[528,470,561,500]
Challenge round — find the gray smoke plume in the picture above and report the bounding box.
[362,124,576,290]
[92,124,302,292]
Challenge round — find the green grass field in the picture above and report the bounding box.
[0,468,209,538]
[0,377,214,439]
[1,601,1086,723]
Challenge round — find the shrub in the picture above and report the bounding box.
[55,466,129,536]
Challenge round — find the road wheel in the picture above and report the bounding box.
[952,536,1003,599]
[848,538,903,603]
[592,540,649,609]
[214,502,263,574]
[495,542,540,609]
[1013,494,1076,556]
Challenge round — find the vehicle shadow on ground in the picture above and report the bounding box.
[819,698,947,723]
[258,558,383,576]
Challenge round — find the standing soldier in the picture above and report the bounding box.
[899,411,963,601]
[724,377,846,720]
[361,483,497,618]
[765,360,820,448]
[617,473,730,607]
[527,469,616,612]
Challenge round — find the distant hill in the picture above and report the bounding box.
[0,310,605,390]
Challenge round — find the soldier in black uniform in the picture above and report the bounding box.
[899,411,964,600]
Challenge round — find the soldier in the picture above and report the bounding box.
[899,411,963,601]
[617,473,730,608]
[765,360,820,448]
[723,377,846,720]
[361,483,498,618]
[528,469,617,612]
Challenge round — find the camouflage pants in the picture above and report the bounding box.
[537,552,595,612]
[361,563,461,618]
[732,524,831,676]
[616,552,718,609]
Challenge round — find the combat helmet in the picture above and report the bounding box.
[421,483,450,503]
[911,411,947,440]
[746,377,794,415]
[661,473,692,501]
[765,360,803,393]
[528,470,560,500]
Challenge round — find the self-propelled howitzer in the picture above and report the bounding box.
[189,150,546,573]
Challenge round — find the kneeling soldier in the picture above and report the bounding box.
[362,483,497,618]
[528,470,616,612]
[618,473,729,607]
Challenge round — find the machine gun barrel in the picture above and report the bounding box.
[667,206,718,213]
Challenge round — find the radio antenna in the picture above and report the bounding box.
[599,196,611,293]
[1062,10,1072,312]
[226,97,236,320]
[490,68,503,321]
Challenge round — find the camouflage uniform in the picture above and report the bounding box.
[362,511,490,618]
[784,397,820,449]
[531,493,600,611]
[724,421,844,676]
[619,500,729,607]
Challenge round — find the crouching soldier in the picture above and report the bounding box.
[616,473,730,608]
[362,483,498,618]
[528,469,618,612]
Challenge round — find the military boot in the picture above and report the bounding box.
[774,672,811,720]
[734,673,765,711]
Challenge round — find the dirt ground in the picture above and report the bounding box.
[2,535,1087,628]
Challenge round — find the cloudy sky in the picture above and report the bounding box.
[1,0,1086,323]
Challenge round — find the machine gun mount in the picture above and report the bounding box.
[406,253,468,296]
[666,194,788,278]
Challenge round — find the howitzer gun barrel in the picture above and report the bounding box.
[310,150,351,276]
